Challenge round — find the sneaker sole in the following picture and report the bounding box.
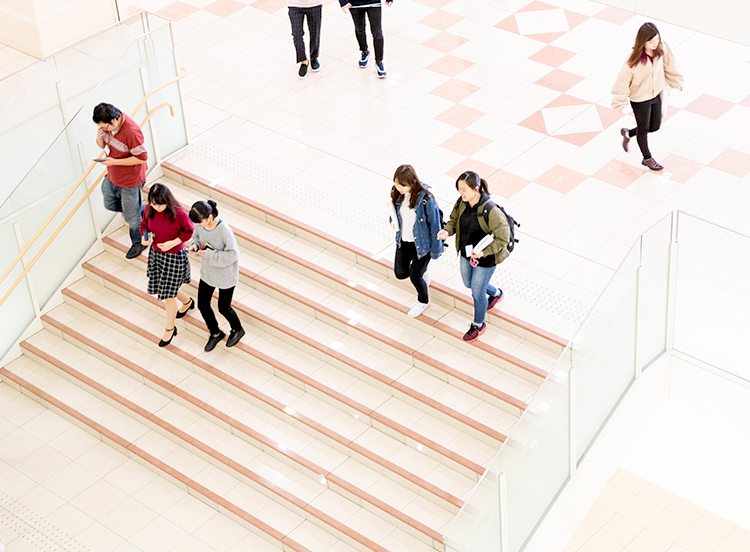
[463,325,487,343]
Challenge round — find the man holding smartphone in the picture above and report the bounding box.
[93,102,148,259]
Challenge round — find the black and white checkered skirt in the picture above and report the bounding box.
[146,248,192,301]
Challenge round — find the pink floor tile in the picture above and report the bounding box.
[684,94,736,120]
[423,32,469,54]
[555,132,599,147]
[427,55,474,78]
[435,105,486,129]
[419,10,462,31]
[128,6,144,16]
[518,0,558,12]
[536,69,584,93]
[430,79,479,102]
[708,148,750,177]
[204,0,245,17]
[564,9,589,29]
[592,160,644,189]
[414,0,453,8]
[740,94,750,108]
[545,94,589,108]
[251,0,286,13]
[519,110,548,135]
[536,165,587,193]
[527,32,567,44]
[529,46,576,68]
[157,1,199,21]
[495,16,519,34]
[593,6,635,24]
[447,159,498,180]
[440,131,491,157]
[486,170,530,198]
[660,154,704,183]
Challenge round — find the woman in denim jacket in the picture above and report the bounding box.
[389,165,444,317]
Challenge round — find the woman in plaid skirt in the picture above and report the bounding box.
[140,183,195,347]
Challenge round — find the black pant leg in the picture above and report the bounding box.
[649,94,662,132]
[308,5,322,61]
[288,7,307,63]
[217,286,243,332]
[350,9,369,53]
[198,280,221,335]
[366,6,384,62]
[631,97,654,159]
[409,251,430,305]
[393,242,412,280]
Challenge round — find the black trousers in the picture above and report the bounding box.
[350,6,384,63]
[198,279,243,336]
[394,241,430,304]
[289,5,322,63]
[628,94,662,160]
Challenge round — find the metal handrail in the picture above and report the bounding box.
[0,70,187,308]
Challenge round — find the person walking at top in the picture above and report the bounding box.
[188,200,245,352]
[288,0,322,79]
[612,22,684,171]
[437,172,509,343]
[389,165,443,318]
[93,102,148,259]
[140,183,194,348]
[340,0,391,78]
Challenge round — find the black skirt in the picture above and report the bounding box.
[146,248,192,301]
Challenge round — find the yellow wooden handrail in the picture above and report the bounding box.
[0,70,187,309]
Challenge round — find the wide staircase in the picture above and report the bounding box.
[0,164,567,552]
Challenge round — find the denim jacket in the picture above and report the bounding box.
[391,190,444,259]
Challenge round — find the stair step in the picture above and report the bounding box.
[13,332,449,551]
[41,300,474,513]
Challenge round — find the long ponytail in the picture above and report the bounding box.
[456,171,490,195]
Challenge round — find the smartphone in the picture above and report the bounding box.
[93,158,105,162]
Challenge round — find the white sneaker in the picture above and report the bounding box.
[424,267,432,287]
[408,301,429,317]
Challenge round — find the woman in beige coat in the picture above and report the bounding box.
[612,22,684,171]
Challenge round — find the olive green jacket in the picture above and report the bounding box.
[443,195,510,265]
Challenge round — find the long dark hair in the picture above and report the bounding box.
[147,183,180,222]
[456,171,489,196]
[189,199,219,223]
[627,22,663,68]
[391,164,431,210]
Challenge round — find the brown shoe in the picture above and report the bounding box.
[642,157,664,171]
[620,128,630,152]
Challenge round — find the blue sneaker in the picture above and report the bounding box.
[359,50,370,68]
[376,61,386,78]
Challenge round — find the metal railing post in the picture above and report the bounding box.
[498,472,509,552]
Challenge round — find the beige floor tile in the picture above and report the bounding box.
[648,510,692,542]
[595,481,637,512]
[18,485,66,519]
[193,510,250,552]
[285,520,341,552]
[100,497,159,539]
[667,497,707,524]
[620,496,666,526]
[42,461,99,502]
[712,540,747,552]
[580,503,618,532]
[696,511,737,539]
[599,513,644,547]
[627,528,673,552]
[566,524,596,550]
[676,526,724,552]
[725,526,750,550]
[579,533,622,552]
[610,470,650,494]
[129,517,189,552]
[639,482,678,509]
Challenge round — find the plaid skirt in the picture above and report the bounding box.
[146,248,192,301]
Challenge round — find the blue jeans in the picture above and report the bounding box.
[459,256,498,326]
[102,176,144,245]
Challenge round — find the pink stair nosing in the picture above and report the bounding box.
[17,340,442,548]
[0,366,315,552]
[161,161,568,350]
[40,311,465,510]
[91,243,509,446]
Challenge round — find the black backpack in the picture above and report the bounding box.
[456,198,520,253]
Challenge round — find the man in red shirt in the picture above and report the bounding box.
[93,103,149,259]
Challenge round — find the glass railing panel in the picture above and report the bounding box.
[143,23,188,159]
[443,464,501,552]
[501,359,570,552]
[673,212,750,381]
[0,216,36,358]
[640,213,672,367]
[573,239,639,461]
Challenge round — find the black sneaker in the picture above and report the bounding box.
[204,331,225,352]
[359,50,370,68]
[298,62,308,79]
[126,243,146,259]
[487,290,504,311]
[463,323,487,343]
[310,58,320,72]
[227,328,245,348]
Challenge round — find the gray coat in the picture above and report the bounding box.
[190,221,240,289]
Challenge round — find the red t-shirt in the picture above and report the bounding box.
[140,206,194,253]
[102,113,148,188]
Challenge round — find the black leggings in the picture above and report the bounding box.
[350,6,384,63]
[198,279,243,336]
[628,94,662,159]
[394,241,430,304]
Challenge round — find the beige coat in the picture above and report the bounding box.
[611,42,684,112]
